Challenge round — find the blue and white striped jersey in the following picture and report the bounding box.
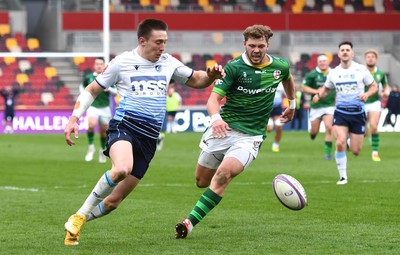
[325,61,374,115]
[95,48,193,138]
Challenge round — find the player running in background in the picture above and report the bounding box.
[313,41,378,185]
[0,86,22,134]
[266,82,285,152]
[363,49,390,162]
[302,54,336,160]
[63,18,225,245]
[81,57,118,163]
[175,24,296,238]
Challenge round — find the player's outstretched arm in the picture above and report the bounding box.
[64,81,104,146]
[207,92,230,138]
[280,75,296,123]
[186,63,225,89]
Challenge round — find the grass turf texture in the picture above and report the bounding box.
[0,132,398,255]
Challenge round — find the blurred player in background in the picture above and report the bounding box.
[266,82,285,152]
[383,84,400,128]
[81,57,118,163]
[165,79,182,133]
[302,54,335,160]
[363,49,390,162]
[0,86,22,134]
[314,41,377,185]
[175,24,296,239]
[63,18,225,245]
[156,79,182,150]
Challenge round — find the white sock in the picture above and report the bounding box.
[166,122,172,133]
[335,151,347,179]
[87,201,110,221]
[77,171,117,216]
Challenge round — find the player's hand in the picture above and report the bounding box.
[312,94,320,104]
[212,119,231,139]
[359,92,369,102]
[280,108,295,123]
[206,63,225,79]
[64,116,79,146]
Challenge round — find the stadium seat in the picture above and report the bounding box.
[27,38,40,51]
[41,92,54,105]
[73,56,85,66]
[140,0,151,6]
[16,73,29,86]
[44,66,58,80]
[5,38,18,51]
[206,59,217,68]
[4,56,16,65]
[0,24,10,36]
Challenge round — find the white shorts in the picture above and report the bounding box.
[86,106,112,125]
[198,127,263,169]
[364,100,381,114]
[309,106,335,122]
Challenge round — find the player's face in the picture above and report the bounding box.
[338,45,354,63]
[140,30,168,63]
[244,37,269,65]
[365,53,377,68]
[94,59,105,74]
[317,59,329,71]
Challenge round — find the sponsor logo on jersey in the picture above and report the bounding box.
[134,65,139,70]
[130,75,167,96]
[237,85,277,94]
[155,65,162,72]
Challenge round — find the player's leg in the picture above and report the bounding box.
[272,117,282,152]
[367,109,381,161]
[98,109,111,163]
[176,148,253,238]
[348,132,364,156]
[334,125,349,184]
[88,175,140,220]
[195,151,222,188]
[166,114,173,133]
[309,118,321,140]
[322,113,334,160]
[85,108,98,161]
[64,140,133,245]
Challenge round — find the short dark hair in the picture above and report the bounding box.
[137,19,168,40]
[95,57,105,62]
[338,41,353,49]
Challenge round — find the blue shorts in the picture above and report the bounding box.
[103,119,157,179]
[270,106,283,117]
[333,110,366,134]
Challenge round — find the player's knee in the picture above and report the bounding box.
[111,166,131,182]
[352,148,361,156]
[195,178,210,188]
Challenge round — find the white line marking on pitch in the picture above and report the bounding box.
[0,186,39,192]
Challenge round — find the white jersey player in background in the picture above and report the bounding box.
[62,19,225,245]
[313,41,377,185]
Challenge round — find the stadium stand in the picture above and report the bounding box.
[0,20,75,108]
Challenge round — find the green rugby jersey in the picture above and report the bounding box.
[365,67,388,104]
[82,72,112,108]
[302,68,335,108]
[213,53,290,136]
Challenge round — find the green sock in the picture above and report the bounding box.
[371,134,379,151]
[187,188,222,227]
[87,131,95,145]
[100,136,107,150]
[324,141,332,155]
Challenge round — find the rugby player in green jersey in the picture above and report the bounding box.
[364,49,390,162]
[302,54,336,160]
[81,57,117,163]
[175,24,296,238]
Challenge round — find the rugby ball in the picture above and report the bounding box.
[272,174,307,210]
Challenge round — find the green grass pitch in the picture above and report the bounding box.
[1,131,399,255]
